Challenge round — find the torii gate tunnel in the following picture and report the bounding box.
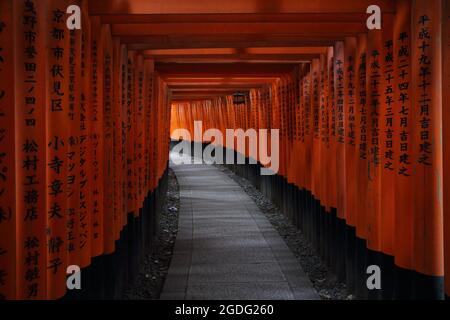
[0,0,450,302]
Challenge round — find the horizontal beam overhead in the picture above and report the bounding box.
[144,47,328,55]
[111,22,367,36]
[164,77,281,80]
[143,47,326,62]
[90,0,395,15]
[172,89,245,95]
[171,98,226,103]
[164,79,279,89]
[124,36,338,49]
[100,13,371,24]
[157,63,297,77]
[145,55,315,63]
[172,94,232,99]
[168,84,268,90]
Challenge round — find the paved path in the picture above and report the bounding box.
[161,152,318,300]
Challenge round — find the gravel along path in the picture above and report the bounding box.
[123,168,180,300]
[216,165,348,300]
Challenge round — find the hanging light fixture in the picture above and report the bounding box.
[232,91,248,106]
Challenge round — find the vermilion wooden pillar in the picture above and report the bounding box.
[292,68,304,190]
[155,73,163,188]
[303,66,313,197]
[354,33,368,298]
[327,48,337,212]
[14,0,48,300]
[411,0,444,299]
[112,38,123,240]
[254,89,261,165]
[319,53,328,210]
[45,0,70,300]
[310,59,321,201]
[443,0,450,300]
[284,75,293,185]
[344,36,357,293]
[151,66,159,189]
[378,12,395,299]
[162,81,170,175]
[258,87,270,175]
[276,80,282,176]
[334,41,346,223]
[79,0,92,268]
[67,0,82,268]
[366,26,383,264]
[0,0,16,300]
[144,60,154,199]
[285,77,291,172]
[119,44,128,229]
[126,51,136,215]
[297,69,304,189]
[90,17,105,258]
[325,47,336,212]
[334,41,347,281]
[344,37,357,231]
[393,0,414,298]
[102,24,115,255]
[135,54,145,210]
[379,14,395,259]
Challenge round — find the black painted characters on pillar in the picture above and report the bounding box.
[383,39,395,172]
[359,53,368,161]
[336,58,345,144]
[347,55,356,147]
[369,49,381,166]
[397,31,411,177]
[416,15,432,167]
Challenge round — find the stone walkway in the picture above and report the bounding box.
[161,152,318,300]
